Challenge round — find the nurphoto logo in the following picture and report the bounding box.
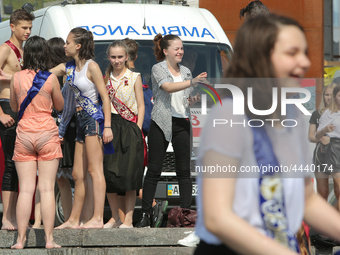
[198,81,312,128]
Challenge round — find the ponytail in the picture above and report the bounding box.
[153,33,181,62]
[69,27,95,60]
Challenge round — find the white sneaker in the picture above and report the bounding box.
[177,231,200,247]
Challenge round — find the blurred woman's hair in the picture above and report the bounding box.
[225,13,305,120]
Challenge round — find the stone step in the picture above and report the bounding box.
[0,227,194,249]
[0,247,195,255]
[5,228,338,255]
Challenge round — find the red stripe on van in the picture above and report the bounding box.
[192,127,201,137]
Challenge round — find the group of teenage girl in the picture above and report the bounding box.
[7,24,206,248]
[8,7,340,254]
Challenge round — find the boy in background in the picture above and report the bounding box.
[0,8,34,230]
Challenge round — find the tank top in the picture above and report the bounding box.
[74,59,99,107]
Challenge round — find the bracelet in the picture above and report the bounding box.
[190,79,198,88]
[104,127,111,129]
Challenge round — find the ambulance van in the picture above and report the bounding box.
[0,1,233,222]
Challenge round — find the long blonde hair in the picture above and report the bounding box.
[318,82,336,114]
[297,224,311,255]
[326,77,340,113]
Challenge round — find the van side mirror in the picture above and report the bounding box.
[4,5,13,15]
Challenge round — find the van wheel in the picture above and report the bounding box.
[55,190,65,227]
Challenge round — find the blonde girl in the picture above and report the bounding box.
[103,40,145,228]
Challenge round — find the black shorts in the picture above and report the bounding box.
[0,100,18,192]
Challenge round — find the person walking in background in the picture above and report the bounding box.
[316,83,340,211]
[136,34,207,228]
[52,27,113,229]
[103,40,144,228]
[10,36,63,249]
[0,8,34,230]
[309,82,337,204]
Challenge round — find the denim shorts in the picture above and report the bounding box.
[75,109,102,143]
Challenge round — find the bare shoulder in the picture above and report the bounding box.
[0,42,11,52]
[50,63,66,76]
[50,73,60,91]
[49,72,58,81]
[88,61,100,71]
[87,61,102,77]
[0,43,11,63]
[0,43,21,72]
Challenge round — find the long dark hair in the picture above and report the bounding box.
[225,14,305,120]
[47,37,72,67]
[153,34,181,61]
[69,27,95,60]
[23,36,50,72]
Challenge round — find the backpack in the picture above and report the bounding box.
[167,207,197,228]
[141,77,153,136]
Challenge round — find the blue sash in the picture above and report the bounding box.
[251,126,299,252]
[17,70,52,122]
[66,61,114,154]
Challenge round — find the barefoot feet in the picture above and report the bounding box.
[32,223,43,229]
[104,218,122,228]
[55,221,79,229]
[119,224,133,229]
[11,238,26,249]
[1,220,17,230]
[79,218,103,229]
[45,240,61,249]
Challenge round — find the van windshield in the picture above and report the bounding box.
[94,40,232,89]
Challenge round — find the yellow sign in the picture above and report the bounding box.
[324,66,340,86]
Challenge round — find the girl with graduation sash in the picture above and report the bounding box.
[52,27,113,229]
[103,40,145,228]
[10,36,63,249]
[194,14,340,255]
